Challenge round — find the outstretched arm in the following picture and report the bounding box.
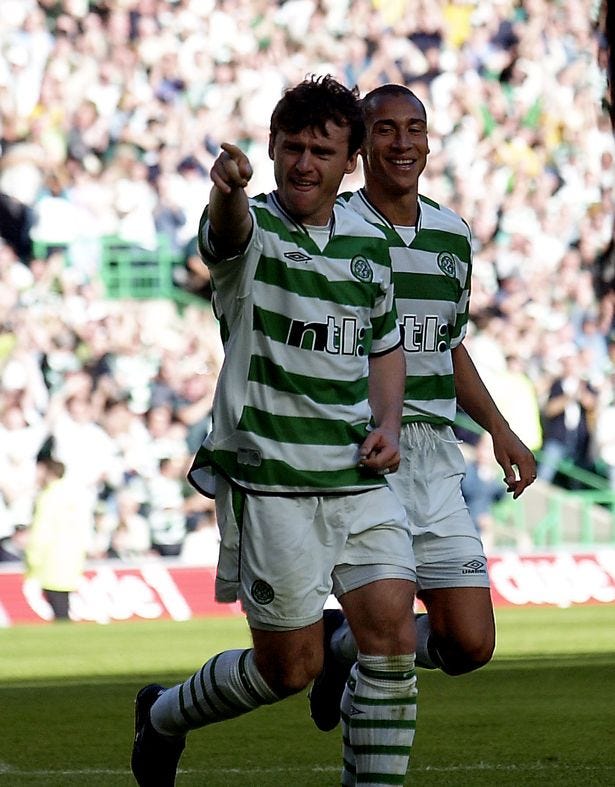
[453,343,537,498]
[360,345,406,474]
[201,142,254,257]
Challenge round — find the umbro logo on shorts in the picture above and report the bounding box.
[462,559,486,574]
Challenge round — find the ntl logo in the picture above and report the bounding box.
[400,315,449,353]
[287,316,367,356]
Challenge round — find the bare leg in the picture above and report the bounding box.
[418,586,495,675]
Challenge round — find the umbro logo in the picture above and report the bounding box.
[349,705,365,716]
[462,559,486,574]
[284,251,312,263]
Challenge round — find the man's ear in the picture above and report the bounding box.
[268,134,275,160]
[345,151,359,175]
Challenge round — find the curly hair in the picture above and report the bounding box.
[270,74,364,155]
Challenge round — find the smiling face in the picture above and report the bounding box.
[361,91,429,215]
[269,121,358,226]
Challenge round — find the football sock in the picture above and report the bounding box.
[341,652,417,786]
[150,648,279,736]
[415,613,437,669]
[340,664,358,787]
[331,619,359,665]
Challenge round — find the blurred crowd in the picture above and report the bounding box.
[0,0,614,566]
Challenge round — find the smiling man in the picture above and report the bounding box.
[131,75,419,787]
[309,84,537,737]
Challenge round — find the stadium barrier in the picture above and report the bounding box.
[32,235,205,307]
[1,551,614,627]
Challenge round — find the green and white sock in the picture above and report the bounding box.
[340,663,358,786]
[150,648,279,736]
[341,652,417,786]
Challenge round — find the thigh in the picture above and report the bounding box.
[340,578,416,655]
[420,586,495,649]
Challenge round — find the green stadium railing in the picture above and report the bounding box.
[489,487,615,549]
[32,235,206,308]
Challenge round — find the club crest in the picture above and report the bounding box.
[437,252,456,277]
[251,579,275,605]
[350,255,373,282]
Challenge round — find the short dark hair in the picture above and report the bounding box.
[270,74,364,155]
[37,456,65,478]
[361,84,427,122]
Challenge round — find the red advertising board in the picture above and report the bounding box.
[488,550,615,607]
[0,562,243,626]
[1,551,614,627]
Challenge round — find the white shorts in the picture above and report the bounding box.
[387,423,490,591]
[214,478,415,630]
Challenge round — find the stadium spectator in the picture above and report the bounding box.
[174,368,215,455]
[0,391,47,538]
[146,456,188,558]
[106,489,152,562]
[131,75,418,787]
[537,346,599,487]
[482,349,544,455]
[0,523,29,563]
[47,386,119,514]
[594,376,615,489]
[24,456,89,621]
[140,404,189,472]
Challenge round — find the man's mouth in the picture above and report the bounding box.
[389,158,415,168]
[291,179,316,190]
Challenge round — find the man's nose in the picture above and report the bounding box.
[295,150,314,170]
[393,131,412,148]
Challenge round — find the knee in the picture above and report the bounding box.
[455,639,494,674]
[435,634,495,676]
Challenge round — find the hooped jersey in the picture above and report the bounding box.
[339,189,472,426]
[189,192,401,496]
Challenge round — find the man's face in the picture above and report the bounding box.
[362,94,429,199]
[269,122,357,225]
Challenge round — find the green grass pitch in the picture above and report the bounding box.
[1,605,614,786]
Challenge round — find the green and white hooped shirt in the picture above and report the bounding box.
[339,189,472,427]
[189,192,401,496]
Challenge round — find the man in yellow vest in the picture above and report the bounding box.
[25,457,89,620]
